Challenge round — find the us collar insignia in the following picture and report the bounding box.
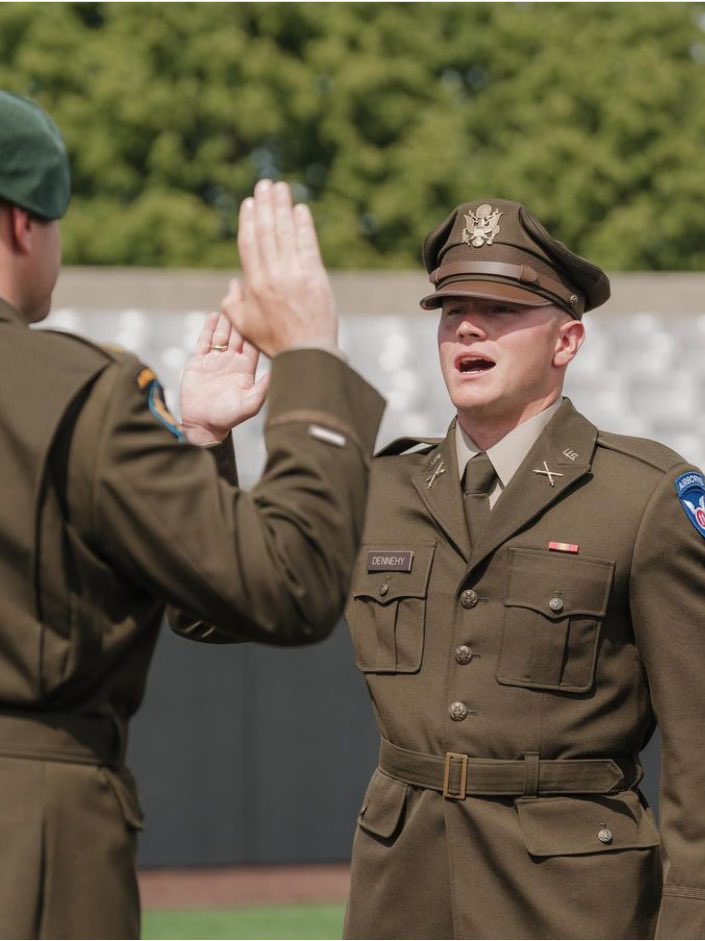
[462,204,502,248]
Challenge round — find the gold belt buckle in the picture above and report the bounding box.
[443,751,468,800]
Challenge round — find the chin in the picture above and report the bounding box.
[449,384,498,415]
[28,307,51,324]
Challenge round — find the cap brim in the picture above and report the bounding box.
[419,279,554,310]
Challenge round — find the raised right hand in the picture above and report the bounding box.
[222,179,338,358]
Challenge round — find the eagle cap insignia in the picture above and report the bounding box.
[462,204,502,248]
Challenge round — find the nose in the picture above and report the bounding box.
[457,314,486,340]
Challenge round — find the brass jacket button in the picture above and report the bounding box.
[549,596,564,613]
[460,589,479,609]
[449,701,468,721]
[455,645,474,665]
[378,583,389,597]
[597,827,613,844]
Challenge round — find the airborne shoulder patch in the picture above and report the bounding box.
[136,366,184,441]
[675,471,705,539]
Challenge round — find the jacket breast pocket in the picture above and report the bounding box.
[345,543,435,674]
[497,547,614,693]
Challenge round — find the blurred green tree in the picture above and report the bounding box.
[1,1,704,269]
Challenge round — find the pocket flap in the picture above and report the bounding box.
[505,548,614,619]
[357,769,408,839]
[516,792,659,856]
[352,544,435,605]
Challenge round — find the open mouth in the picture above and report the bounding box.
[455,354,496,375]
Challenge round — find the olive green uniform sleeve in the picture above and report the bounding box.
[630,466,705,938]
[67,348,385,645]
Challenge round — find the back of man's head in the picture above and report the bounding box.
[0,91,70,221]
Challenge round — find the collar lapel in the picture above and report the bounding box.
[412,419,471,561]
[468,399,597,571]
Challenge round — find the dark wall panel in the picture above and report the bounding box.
[129,622,378,868]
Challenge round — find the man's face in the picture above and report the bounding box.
[437,296,580,429]
[25,217,61,322]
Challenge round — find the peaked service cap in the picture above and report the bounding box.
[420,198,610,318]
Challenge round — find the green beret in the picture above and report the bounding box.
[0,90,70,220]
[421,198,610,318]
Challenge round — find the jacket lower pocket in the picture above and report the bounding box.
[357,769,408,841]
[516,791,659,856]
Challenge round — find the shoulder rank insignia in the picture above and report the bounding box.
[675,471,705,538]
[136,367,184,441]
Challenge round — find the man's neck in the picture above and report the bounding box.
[457,394,562,451]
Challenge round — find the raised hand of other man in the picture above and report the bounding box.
[179,310,270,446]
[222,179,338,358]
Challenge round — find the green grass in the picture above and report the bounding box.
[143,902,346,940]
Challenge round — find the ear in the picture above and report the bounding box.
[8,206,34,254]
[553,317,585,368]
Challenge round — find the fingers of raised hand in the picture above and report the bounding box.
[272,181,297,268]
[293,202,324,271]
[210,312,232,353]
[196,311,220,355]
[237,198,260,283]
[241,180,300,293]
[252,179,278,278]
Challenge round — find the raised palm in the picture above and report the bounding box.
[180,310,270,445]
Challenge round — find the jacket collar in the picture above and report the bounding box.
[412,417,472,561]
[469,398,597,571]
[411,399,598,566]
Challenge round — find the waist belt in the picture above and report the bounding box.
[379,738,641,800]
[0,711,126,767]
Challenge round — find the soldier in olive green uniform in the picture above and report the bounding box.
[344,199,705,939]
[0,91,383,939]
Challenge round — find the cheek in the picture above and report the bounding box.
[437,337,454,366]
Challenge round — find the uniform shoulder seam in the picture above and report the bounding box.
[376,435,443,458]
[596,430,685,473]
[40,329,137,365]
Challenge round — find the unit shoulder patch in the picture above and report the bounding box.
[136,366,183,441]
[675,471,705,539]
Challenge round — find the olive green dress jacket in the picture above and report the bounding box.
[0,297,383,939]
[344,400,704,940]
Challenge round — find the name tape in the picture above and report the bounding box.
[367,550,414,572]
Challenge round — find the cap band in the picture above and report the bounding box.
[429,260,583,315]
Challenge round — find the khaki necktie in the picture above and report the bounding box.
[463,452,497,545]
